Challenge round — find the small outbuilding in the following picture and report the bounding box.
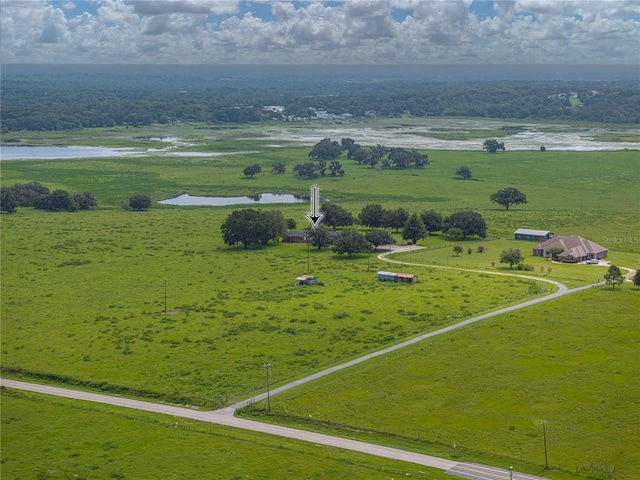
[284,231,308,243]
[514,229,554,242]
[377,271,417,283]
[283,230,340,244]
[296,275,317,285]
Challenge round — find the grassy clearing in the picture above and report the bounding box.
[0,389,448,480]
[255,287,640,479]
[1,207,548,407]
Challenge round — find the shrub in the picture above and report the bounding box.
[129,194,152,211]
[516,263,534,271]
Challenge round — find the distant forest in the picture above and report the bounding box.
[1,65,638,132]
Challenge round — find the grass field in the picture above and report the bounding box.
[244,288,640,479]
[1,389,448,480]
[0,207,548,407]
[1,120,639,478]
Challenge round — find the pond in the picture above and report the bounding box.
[0,145,139,160]
[158,192,309,206]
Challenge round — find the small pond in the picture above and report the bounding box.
[0,145,138,160]
[159,193,309,206]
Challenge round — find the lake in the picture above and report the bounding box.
[0,145,139,160]
[158,193,309,206]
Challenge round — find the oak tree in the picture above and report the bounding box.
[490,187,527,210]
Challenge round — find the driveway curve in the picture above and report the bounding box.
[224,246,595,412]
[4,245,597,480]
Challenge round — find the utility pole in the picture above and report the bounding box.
[164,279,167,314]
[541,420,548,469]
[263,363,271,412]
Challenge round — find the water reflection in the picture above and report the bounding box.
[159,192,309,206]
[0,145,138,160]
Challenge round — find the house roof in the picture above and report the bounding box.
[535,235,607,258]
[515,229,554,236]
[296,275,315,281]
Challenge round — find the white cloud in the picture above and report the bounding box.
[0,0,638,64]
[129,0,238,16]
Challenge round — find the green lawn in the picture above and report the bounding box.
[389,237,639,289]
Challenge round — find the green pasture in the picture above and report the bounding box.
[2,126,639,254]
[253,288,640,479]
[0,389,447,480]
[0,207,548,407]
[1,121,639,478]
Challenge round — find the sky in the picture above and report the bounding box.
[1,0,639,65]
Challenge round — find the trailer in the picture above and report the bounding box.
[377,271,416,283]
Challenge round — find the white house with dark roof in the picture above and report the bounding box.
[514,229,554,242]
[533,235,608,263]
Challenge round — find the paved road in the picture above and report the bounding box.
[3,246,583,480]
[0,379,546,479]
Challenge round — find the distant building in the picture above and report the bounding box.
[377,271,417,283]
[514,229,554,242]
[263,105,285,113]
[533,235,608,263]
[283,230,339,244]
[284,231,308,243]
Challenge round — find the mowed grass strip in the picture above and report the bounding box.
[258,287,640,479]
[0,389,449,480]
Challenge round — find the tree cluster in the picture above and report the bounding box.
[1,182,97,213]
[243,164,262,178]
[221,209,287,249]
[129,194,152,211]
[356,204,485,241]
[293,159,344,179]
[321,203,356,230]
[3,67,637,133]
[483,139,506,153]
[341,139,428,170]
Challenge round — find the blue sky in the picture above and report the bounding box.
[1,1,638,64]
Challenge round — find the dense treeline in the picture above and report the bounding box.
[219,202,486,252]
[1,66,638,132]
[0,182,97,213]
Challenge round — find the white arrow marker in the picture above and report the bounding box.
[305,185,324,229]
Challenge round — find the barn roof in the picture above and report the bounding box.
[515,229,554,236]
